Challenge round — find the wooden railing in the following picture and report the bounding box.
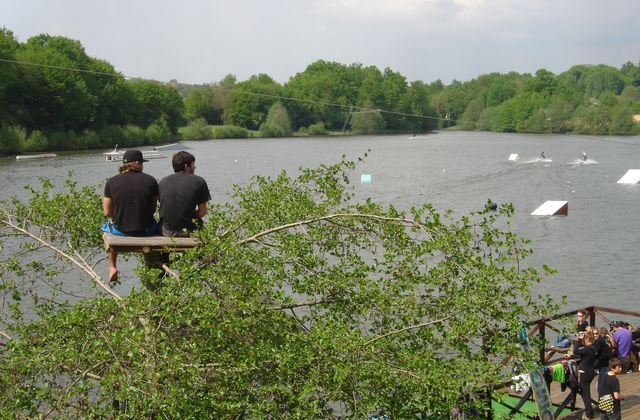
[525,306,640,366]
[490,306,640,419]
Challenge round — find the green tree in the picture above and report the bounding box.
[620,61,640,88]
[486,76,518,107]
[227,74,282,130]
[400,80,439,132]
[524,69,558,97]
[260,101,292,137]
[128,79,185,133]
[0,28,21,126]
[609,103,634,135]
[493,92,547,132]
[213,74,236,125]
[350,101,386,134]
[357,67,407,130]
[582,64,625,98]
[0,161,557,417]
[16,35,96,134]
[184,86,217,123]
[430,82,468,127]
[545,98,576,133]
[458,97,485,130]
[284,60,363,130]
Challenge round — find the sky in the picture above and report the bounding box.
[4,0,640,86]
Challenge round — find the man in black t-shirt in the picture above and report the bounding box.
[102,150,158,283]
[600,358,624,419]
[159,151,211,237]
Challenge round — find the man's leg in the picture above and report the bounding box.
[108,251,119,283]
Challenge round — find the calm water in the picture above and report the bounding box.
[2,131,639,312]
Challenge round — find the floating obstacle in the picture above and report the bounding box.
[508,153,519,161]
[102,233,198,254]
[360,174,372,184]
[16,153,57,160]
[616,169,640,184]
[531,201,568,216]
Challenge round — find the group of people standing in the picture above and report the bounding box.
[101,149,211,283]
[555,309,637,419]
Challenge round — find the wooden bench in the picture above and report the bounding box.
[102,233,198,254]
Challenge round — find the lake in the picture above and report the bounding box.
[1,131,639,312]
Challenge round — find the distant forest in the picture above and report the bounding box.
[1,27,639,153]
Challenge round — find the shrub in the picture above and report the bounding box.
[0,125,26,153]
[307,122,328,136]
[209,125,253,139]
[179,118,212,140]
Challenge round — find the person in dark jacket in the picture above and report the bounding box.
[567,330,597,419]
[593,327,613,393]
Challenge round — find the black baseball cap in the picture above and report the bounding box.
[122,149,148,163]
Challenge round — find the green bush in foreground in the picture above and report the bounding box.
[0,159,557,417]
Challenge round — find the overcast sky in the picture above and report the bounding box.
[4,0,640,85]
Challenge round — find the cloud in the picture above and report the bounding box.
[312,0,526,23]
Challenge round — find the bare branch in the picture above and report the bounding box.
[272,298,336,310]
[239,212,429,245]
[161,264,179,279]
[220,218,247,238]
[0,212,122,302]
[361,311,461,347]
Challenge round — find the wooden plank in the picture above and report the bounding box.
[529,369,555,419]
[102,232,198,253]
[548,371,640,419]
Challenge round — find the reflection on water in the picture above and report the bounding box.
[2,132,639,311]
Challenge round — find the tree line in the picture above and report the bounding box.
[1,27,639,153]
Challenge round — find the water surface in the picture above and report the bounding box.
[2,132,639,312]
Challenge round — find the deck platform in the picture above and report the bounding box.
[102,232,198,253]
[552,370,640,419]
[501,370,639,419]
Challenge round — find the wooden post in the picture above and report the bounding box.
[538,321,546,367]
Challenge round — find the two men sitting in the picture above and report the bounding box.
[102,150,210,283]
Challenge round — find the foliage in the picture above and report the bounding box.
[2,26,639,154]
[260,101,293,137]
[306,122,328,136]
[183,86,218,124]
[209,125,255,139]
[128,79,185,133]
[178,117,212,140]
[350,107,386,135]
[226,74,283,130]
[0,158,558,417]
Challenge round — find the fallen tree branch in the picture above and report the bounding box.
[361,311,461,347]
[239,212,430,245]
[0,211,122,302]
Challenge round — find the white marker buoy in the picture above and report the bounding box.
[531,201,568,216]
[360,174,372,184]
[617,169,640,184]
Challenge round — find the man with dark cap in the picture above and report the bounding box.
[101,149,158,282]
[158,151,210,236]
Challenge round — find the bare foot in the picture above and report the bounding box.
[109,269,119,284]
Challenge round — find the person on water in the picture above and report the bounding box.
[101,150,158,283]
[540,152,546,160]
[582,151,587,161]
